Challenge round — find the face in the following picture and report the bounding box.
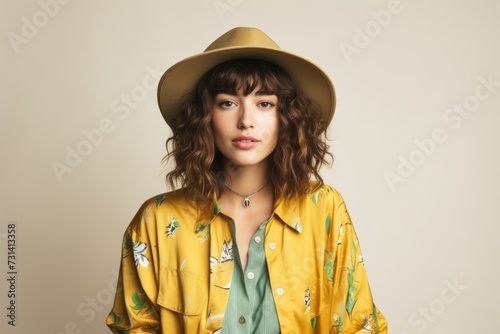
[211,87,279,170]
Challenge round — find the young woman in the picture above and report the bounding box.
[107,27,388,333]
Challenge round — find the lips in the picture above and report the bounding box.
[232,136,260,149]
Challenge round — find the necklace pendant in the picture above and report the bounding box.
[243,197,251,208]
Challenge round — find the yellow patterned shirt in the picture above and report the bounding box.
[106,184,388,333]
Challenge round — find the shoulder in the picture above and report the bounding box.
[128,188,199,232]
[304,183,351,229]
[282,182,347,224]
[137,188,196,213]
[307,182,346,208]
[143,188,193,205]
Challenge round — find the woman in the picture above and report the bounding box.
[107,27,388,333]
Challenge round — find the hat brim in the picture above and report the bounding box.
[158,46,335,130]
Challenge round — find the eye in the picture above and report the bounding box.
[218,100,236,108]
[258,101,276,108]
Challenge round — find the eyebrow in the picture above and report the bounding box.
[216,89,276,96]
[255,89,276,96]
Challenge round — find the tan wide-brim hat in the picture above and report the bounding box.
[157,27,336,130]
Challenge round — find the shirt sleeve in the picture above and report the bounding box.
[321,192,388,334]
[106,225,161,333]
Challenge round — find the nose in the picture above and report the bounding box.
[237,101,254,129]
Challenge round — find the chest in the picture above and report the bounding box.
[155,214,331,333]
[232,216,267,270]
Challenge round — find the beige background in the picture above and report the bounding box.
[1,0,499,333]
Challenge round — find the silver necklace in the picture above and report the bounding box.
[223,182,269,208]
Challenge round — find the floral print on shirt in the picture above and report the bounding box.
[164,216,180,236]
[132,242,149,267]
[106,184,387,333]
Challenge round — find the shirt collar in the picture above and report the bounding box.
[196,197,303,234]
[272,196,303,233]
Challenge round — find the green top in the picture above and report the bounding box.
[221,219,280,333]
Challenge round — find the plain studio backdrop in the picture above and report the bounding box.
[1,0,499,333]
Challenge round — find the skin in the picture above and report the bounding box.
[211,87,279,270]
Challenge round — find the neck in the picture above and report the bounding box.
[222,160,269,194]
[218,160,273,211]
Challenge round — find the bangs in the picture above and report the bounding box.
[201,58,291,97]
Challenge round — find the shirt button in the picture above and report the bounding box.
[268,243,276,250]
[254,236,262,243]
[239,316,246,324]
[276,288,284,295]
[247,272,255,279]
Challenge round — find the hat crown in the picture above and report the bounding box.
[158,27,335,131]
[204,27,280,52]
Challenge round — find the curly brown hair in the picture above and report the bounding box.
[164,59,332,207]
